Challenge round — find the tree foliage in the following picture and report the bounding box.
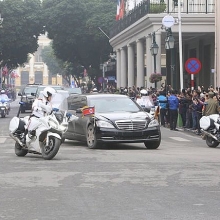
[0,0,44,68]
[42,0,116,79]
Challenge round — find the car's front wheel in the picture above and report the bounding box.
[86,124,98,149]
[144,140,161,149]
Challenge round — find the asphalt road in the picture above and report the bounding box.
[0,100,220,220]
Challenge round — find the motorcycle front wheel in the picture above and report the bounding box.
[1,110,5,118]
[15,142,28,157]
[206,136,219,148]
[41,136,61,160]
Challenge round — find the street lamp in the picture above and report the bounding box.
[165,28,175,92]
[150,32,159,88]
[0,13,3,89]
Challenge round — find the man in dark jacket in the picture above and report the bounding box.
[168,90,179,131]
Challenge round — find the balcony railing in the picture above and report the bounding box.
[110,0,215,38]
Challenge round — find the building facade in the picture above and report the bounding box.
[110,0,215,90]
[15,34,63,88]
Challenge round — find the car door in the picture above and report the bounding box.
[74,97,88,136]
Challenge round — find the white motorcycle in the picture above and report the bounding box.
[9,106,71,160]
[200,114,220,148]
[0,98,10,118]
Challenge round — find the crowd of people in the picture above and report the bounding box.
[94,84,220,135]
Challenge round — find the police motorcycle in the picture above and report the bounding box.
[0,98,10,118]
[9,91,73,160]
[200,114,220,148]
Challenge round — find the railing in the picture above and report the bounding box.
[110,0,215,38]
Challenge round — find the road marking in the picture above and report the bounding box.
[0,138,7,143]
[170,137,191,142]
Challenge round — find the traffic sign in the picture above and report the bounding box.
[185,58,202,74]
[162,15,175,28]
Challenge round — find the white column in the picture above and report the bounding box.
[127,44,135,87]
[146,36,152,89]
[136,39,144,87]
[120,47,127,88]
[29,54,34,78]
[116,49,121,88]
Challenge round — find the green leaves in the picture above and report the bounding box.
[0,0,44,68]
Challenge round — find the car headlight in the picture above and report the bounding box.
[148,119,159,127]
[96,120,115,128]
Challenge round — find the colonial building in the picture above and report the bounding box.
[110,0,216,90]
[15,34,63,87]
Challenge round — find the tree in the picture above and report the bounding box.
[41,43,63,75]
[0,0,44,69]
[42,0,116,80]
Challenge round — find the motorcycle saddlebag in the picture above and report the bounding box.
[9,117,26,134]
[200,116,213,130]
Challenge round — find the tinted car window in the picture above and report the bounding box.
[23,86,38,95]
[67,96,87,110]
[88,96,140,113]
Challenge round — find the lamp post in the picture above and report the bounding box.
[0,13,3,89]
[150,32,159,89]
[165,28,175,93]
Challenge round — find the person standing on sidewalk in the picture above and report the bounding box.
[203,92,219,116]
[168,90,179,131]
[158,91,168,127]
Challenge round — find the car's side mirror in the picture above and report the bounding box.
[76,108,82,114]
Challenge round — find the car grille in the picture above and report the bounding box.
[115,120,147,131]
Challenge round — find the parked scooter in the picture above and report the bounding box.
[9,102,72,160]
[200,114,220,148]
[0,98,10,118]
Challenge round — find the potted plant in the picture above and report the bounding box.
[150,2,166,13]
[149,73,162,83]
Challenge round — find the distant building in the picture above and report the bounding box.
[15,34,62,87]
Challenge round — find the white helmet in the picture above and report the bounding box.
[140,89,148,96]
[42,87,56,98]
[1,90,5,94]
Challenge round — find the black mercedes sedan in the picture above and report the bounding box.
[64,94,161,149]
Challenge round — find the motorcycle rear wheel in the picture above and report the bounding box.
[206,136,219,148]
[15,142,28,157]
[41,136,61,160]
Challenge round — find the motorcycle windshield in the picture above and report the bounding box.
[50,92,68,111]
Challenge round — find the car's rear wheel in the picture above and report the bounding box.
[86,124,98,149]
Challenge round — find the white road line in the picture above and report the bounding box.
[170,137,191,142]
[0,138,7,143]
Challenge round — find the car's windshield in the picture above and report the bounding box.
[36,86,63,95]
[23,86,38,95]
[88,96,141,113]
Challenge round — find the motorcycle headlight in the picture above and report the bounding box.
[148,119,159,127]
[96,120,114,128]
[48,119,58,129]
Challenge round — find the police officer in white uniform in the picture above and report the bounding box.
[21,87,56,144]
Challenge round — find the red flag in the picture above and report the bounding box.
[116,0,120,20]
[119,0,125,20]
[82,106,95,117]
